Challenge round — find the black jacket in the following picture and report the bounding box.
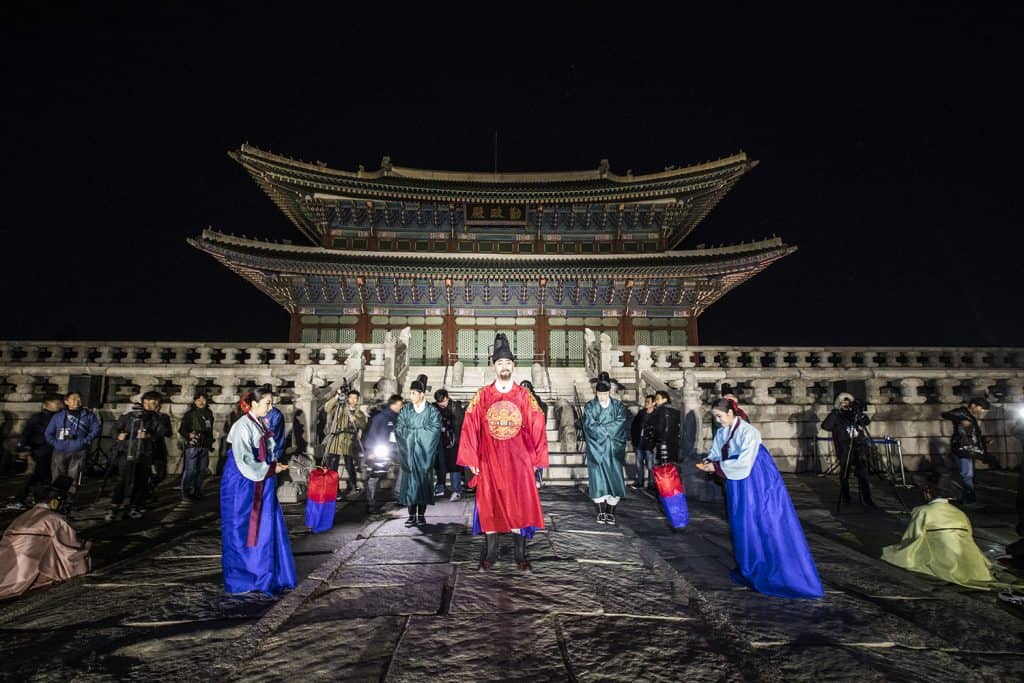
[941,407,986,458]
[630,409,651,450]
[648,403,681,461]
[363,408,401,454]
[438,400,465,468]
[112,407,168,460]
[18,409,56,456]
[178,405,215,449]
[820,408,870,449]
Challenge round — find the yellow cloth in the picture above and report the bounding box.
[0,506,90,599]
[881,499,994,590]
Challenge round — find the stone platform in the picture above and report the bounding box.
[1,473,1023,681]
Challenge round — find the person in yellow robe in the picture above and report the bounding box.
[882,498,995,589]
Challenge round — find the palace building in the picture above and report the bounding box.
[190,144,795,366]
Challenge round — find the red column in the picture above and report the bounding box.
[686,316,700,346]
[288,312,303,343]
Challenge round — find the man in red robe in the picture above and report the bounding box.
[458,333,549,571]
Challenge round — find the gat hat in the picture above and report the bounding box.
[492,333,515,363]
[410,373,430,392]
[590,370,622,389]
[595,380,611,392]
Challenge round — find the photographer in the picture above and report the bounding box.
[322,388,367,497]
[821,392,875,507]
[43,391,101,492]
[178,391,214,500]
[434,389,465,500]
[939,397,993,504]
[362,394,404,513]
[147,395,173,503]
[105,391,167,520]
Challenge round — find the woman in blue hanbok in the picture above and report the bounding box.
[221,386,296,595]
[697,398,823,599]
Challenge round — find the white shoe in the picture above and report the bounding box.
[450,492,461,502]
[5,501,27,511]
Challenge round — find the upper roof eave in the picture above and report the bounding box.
[234,143,755,194]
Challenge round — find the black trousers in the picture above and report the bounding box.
[112,454,151,507]
[21,449,53,499]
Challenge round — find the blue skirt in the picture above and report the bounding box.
[220,452,297,595]
[725,445,823,599]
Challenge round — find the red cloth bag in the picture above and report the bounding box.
[653,463,684,498]
[307,467,339,504]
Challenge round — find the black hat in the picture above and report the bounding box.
[492,333,515,363]
[595,380,611,392]
[590,370,622,388]
[410,373,430,392]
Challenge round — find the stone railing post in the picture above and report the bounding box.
[175,375,199,404]
[244,347,265,365]
[935,378,960,404]
[95,345,115,364]
[320,347,339,365]
[220,347,240,365]
[599,332,612,373]
[214,375,240,406]
[269,348,289,365]
[749,378,776,405]
[654,350,671,369]
[897,378,927,405]
[195,346,214,365]
[788,378,815,405]
[864,378,885,405]
[293,347,315,365]
[7,374,36,401]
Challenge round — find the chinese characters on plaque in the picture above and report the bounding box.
[464,203,528,225]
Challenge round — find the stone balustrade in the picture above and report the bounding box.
[0,338,412,476]
[600,339,1024,474]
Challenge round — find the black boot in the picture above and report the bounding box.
[605,504,617,526]
[404,505,417,527]
[513,533,531,572]
[595,502,607,524]
[840,479,852,504]
[479,533,500,570]
[858,477,877,508]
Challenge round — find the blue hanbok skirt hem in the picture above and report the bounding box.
[725,445,823,599]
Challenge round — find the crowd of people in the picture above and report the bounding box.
[2,351,1022,603]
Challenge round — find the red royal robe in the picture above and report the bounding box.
[457,382,549,533]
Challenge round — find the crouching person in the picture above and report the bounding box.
[0,479,91,599]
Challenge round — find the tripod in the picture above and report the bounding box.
[834,419,874,514]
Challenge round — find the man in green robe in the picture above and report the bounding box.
[395,374,441,527]
[583,380,629,525]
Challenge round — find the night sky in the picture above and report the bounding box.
[3,3,1021,347]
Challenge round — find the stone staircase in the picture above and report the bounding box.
[404,364,643,487]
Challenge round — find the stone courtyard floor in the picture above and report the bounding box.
[1,470,1023,681]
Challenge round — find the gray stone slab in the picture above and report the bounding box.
[288,563,452,621]
[557,614,741,682]
[388,613,568,682]
[347,534,454,565]
[579,563,692,616]
[10,582,272,631]
[705,588,938,649]
[451,560,602,615]
[373,515,466,536]
[94,557,223,585]
[548,529,642,565]
[232,616,406,681]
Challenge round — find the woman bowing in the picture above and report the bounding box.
[697,398,823,599]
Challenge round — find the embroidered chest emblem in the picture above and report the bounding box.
[485,400,523,441]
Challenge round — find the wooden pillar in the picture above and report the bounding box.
[618,314,635,366]
[442,313,458,365]
[686,316,699,346]
[355,312,372,343]
[534,314,550,364]
[288,312,303,343]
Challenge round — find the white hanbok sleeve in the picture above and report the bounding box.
[227,418,270,482]
[720,421,762,481]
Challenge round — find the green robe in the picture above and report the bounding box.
[583,397,629,499]
[395,402,441,507]
[881,499,995,589]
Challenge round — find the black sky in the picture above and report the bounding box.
[2,2,1022,346]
